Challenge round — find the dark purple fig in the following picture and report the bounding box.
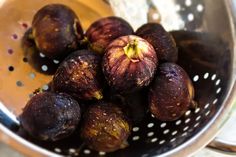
[149,63,194,121]
[32,4,84,59]
[53,50,103,100]
[103,35,157,93]
[19,92,81,141]
[136,23,178,63]
[81,101,131,152]
[85,16,134,55]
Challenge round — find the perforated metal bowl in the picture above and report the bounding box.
[0,0,236,157]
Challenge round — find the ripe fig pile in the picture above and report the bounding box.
[20,3,196,153]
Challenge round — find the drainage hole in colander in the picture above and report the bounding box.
[203,72,209,79]
[54,148,61,153]
[160,122,166,128]
[187,13,194,22]
[182,132,188,137]
[197,4,204,12]
[151,137,158,143]
[183,126,189,131]
[69,148,76,154]
[195,116,201,121]
[147,123,154,128]
[170,138,176,142]
[132,136,140,141]
[8,66,14,72]
[99,151,106,156]
[185,0,192,7]
[163,129,170,134]
[11,33,18,40]
[185,110,191,116]
[216,87,221,94]
[215,79,221,86]
[211,74,216,80]
[41,65,48,72]
[193,75,199,82]
[175,120,181,125]
[7,48,13,55]
[213,98,218,104]
[194,108,200,113]
[16,81,24,87]
[83,149,91,154]
[29,72,36,79]
[147,132,154,137]
[204,103,210,109]
[39,52,45,58]
[171,130,178,136]
[23,57,28,63]
[194,122,200,128]
[159,140,165,145]
[132,127,139,132]
[205,110,211,116]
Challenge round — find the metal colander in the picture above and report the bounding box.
[0,0,236,156]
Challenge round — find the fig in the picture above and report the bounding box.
[19,92,81,141]
[32,4,84,59]
[81,101,131,152]
[136,23,178,62]
[103,35,157,93]
[149,63,194,121]
[85,16,134,55]
[53,50,103,100]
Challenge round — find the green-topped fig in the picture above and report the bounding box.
[136,23,178,62]
[85,16,134,55]
[149,63,194,121]
[53,50,103,100]
[102,35,158,93]
[81,101,131,152]
[32,4,84,59]
[20,92,81,141]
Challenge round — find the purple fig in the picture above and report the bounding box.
[149,63,194,121]
[81,101,131,152]
[136,23,178,62]
[32,4,84,59]
[85,16,134,55]
[103,35,158,93]
[53,50,103,100]
[20,92,81,141]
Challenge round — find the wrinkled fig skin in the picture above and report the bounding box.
[32,4,84,59]
[20,92,81,141]
[53,50,103,100]
[81,102,131,152]
[85,16,134,55]
[149,63,193,121]
[136,23,178,63]
[103,35,158,93]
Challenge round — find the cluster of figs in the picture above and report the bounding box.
[20,4,195,152]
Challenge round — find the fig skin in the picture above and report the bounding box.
[53,50,103,100]
[81,101,131,152]
[32,4,84,59]
[85,16,134,55]
[19,92,81,141]
[149,63,194,121]
[103,35,158,93]
[136,23,178,63]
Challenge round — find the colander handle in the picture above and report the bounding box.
[207,138,236,155]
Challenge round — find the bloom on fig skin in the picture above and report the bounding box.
[149,63,194,121]
[81,101,131,152]
[85,16,134,55]
[53,50,103,100]
[102,35,158,93]
[136,23,178,63]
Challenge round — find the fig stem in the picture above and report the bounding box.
[124,39,141,62]
[93,91,103,100]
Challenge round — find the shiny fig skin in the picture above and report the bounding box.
[81,101,131,152]
[20,92,81,141]
[136,23,178,63]
[85,16,134,55]
[103,35,158,93]
[149,63,193,121]
[53,50,103,100]
[32,4,84,59]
